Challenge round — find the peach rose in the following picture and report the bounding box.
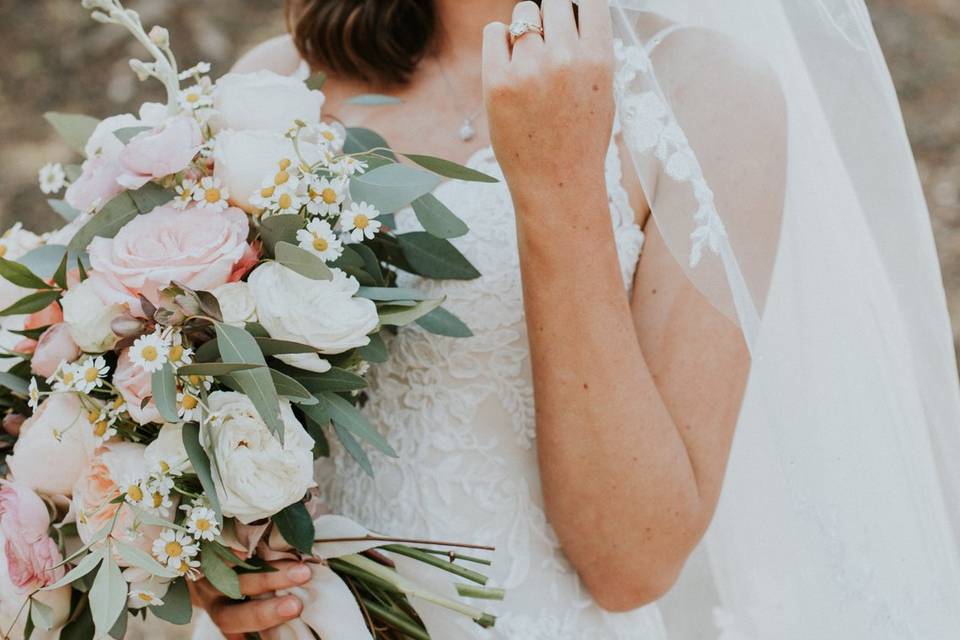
[64,153,125,214]
[117,116,203,190]
[31,324,81,378]
[0,481,64,591]
[113,349,160,425]
[6,393,97,497]
[87,204,251,317]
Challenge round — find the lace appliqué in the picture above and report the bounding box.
[613,39,726,268]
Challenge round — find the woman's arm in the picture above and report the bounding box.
[484,0,785,611]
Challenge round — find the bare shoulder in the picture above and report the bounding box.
[231,34,304,76]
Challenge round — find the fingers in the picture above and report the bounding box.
[482,21,510,81]
[238,562,312,597]
[210,595,304,635]
[577,0,614,50]
[510,1,544,60]
[541,0,578,46]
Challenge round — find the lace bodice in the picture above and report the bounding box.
[317,139,667,638]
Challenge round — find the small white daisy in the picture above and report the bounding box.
[297,218,343,261]
[27,378,41,410]
[130,331,171,373]
[75,356,109,393]
[183,374,213,392]
[173,179,197,210]
[129,590,164,608]
[186,507,220,542]
[91,414,117,446]
[312,122,345,153]
[168,335,194,367]
[178,62,211,80]
[174,556,201,579]
[48,362,81,392]
[38,163,66,195]
[330,156,367,177]
[193,176,230,212]
[177,389,202,422]
[124,481,150,508]
[341,202,382,242]
[305,176,347,217]
[108,395,128,418]
[178,85,213,111]
[152,530,199,571]
[271,183,307,215]
[145,487,174,515]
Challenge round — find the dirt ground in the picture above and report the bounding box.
[1,0,959,341]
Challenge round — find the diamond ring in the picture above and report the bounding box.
[509,20,545,46]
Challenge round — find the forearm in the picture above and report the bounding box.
[514,177,705,606]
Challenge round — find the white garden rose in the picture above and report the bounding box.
[213,130,321,212]
[202,391,315,524]
[211,71,325,133]
[212,281,257,326]
[248,263,379,373]
[61,277,124,352]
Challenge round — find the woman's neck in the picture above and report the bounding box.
[435,0,518,61]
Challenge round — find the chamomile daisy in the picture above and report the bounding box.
[124,481,149,508]
[168,334,194,367]
[38,163,66,195]
[193,176,230,212]
[183,374,213,392]
[91,414,117,446]
[129,590,164,608]
[186,507,220,541]
[297,218,343,261]
[173,179,197,210]
[177,389,202,422]
[75,356,109,393]
[330,155,367,177]
[48,362,81,392]
[313,122,345,152]
[130,331,171,373]
[271,183,307,215]
[341,202,382,241]
[27,378,41,410]
[152,530,199,571]
[305,176,347,217]
[178,84,213,111]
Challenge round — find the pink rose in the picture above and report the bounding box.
[31,323,81,378]
[0,482,64,591]
[113,349,160,425]
[87,205,251,317]
[64,153,125,214]
[117,116,203,190]
[25,302,64,330]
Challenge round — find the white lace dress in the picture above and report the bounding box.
[316,138,667,638]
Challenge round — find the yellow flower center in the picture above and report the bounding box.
[112,397,125,410]
[127,485,144,502]
[195,518,211,532]
[164,541,183,558]
[137,593,154,603]
[186,93,200,104]
[322,130,336,141]
[159,461,170,473]
[84,367,99,383]
[312,237,329,252]
[178,560,190,574]
[152,492,164,508]
[354,214,369,230]
[188,375,203,387]
[0,246,8,258]
[278,193,293,210]
[62,372,74,384]
[94,421,109,437]
[181,395,199,410]
[274,171,290,186]
[279,158,292,171]
[321,188,338,204]
[260,186,275,199]
[87,409,100,422]
[169,345,184,362]
[204,188,222,204]
[141,346,158,362]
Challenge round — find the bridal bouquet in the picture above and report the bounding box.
[0,1,502,638]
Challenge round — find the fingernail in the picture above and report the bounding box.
[278,597,301,617]
[287,564,311,582]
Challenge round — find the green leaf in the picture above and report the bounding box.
[402,153,499,183]
[350,164,441,214]
[306,72,327,91]
[256,338,322,357]
[346,94,402,106]
[275,242,333,281]
[412,194,469,239]
[108,609,128,640]
[350,242,385,286]
[24,603,35,639]
[130,506,189,533]
[18,245,71,280]
[176,362,264,376]
[357,287,430,302]
[128,182,174,213]
[416,307,474,338]
[215,323,284,442]
[30,598,55,631]
[52,250,69,290]
[378,298,445,327]
[67,184,173,254]
[113,126,151,144]
[398,232,481,280]
[150,578,192,624]
[181,423,222,522]
[59,598,94,640]
[47,199,81,222]
[295,367,367,394]
[89,550,127,638]
[0,372,29,395]
[344,127,394,160]
[358,333,388,363]
[44,112,100,154]
[259,214,305,255]
[0,290,61,317]
[0,257,53,290]
[333,422,374,476]
[270,369,316,403]
[200,541,242,600]
[273,501,315,554]
[151,362,179,423]
[317,392,397,458]
[115,541,179,579]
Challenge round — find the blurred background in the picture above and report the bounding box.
[0,0,958,343]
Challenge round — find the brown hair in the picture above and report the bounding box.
[285,0,440,86]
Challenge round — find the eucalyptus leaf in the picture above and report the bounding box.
[181,423,222,523]
[269,369,316,403]
[176,362,264,376]
[259,214,305,255]
[115,541,179,579]
[151,362,179,423]
[349,242,385,286]
[402,153,499,183]
[150,578,193,625]
[44,112,100,154]
[200,541,242,599]
[47,199,80,222]
[113,126,152,144]
[412,194,469,239]
[215,323,284,442]
[346,94,402,106]
[416,307,474,338]
[18,245,71,279]
[398,232,481,280]
[67,183,173,255]
[0,257,53,290]
[344,127,394,159]
[275,242,333,281]
[255,338,323,357]
[0,290,61,317]
[273,501,315,554]
[295,367,368,394]
[29,598,55,631]
[378,298,445,327]
[59,598,94,640]
[0,372,29,395]
[317,392,397,458]
[333,422,374,477]
[44,548,104,591]
[52,250,69,290]
[357,287,431,302]
[89,551,126,638]
[358,333,388,363]
[108,609,128,640]
[350,164,441,214]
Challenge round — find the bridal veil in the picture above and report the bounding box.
[609,0,960,637]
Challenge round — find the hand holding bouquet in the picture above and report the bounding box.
[0,1,502,638]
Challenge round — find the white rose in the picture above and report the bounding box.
[84,102,167,159]
[202,391,315,524]
[212,281,257,326]
[248,263,379,373]
[144,423,193,476]
[7,393,97,497]
[61,278,123,352]
[211,71,325,133]
[213,130,321,212]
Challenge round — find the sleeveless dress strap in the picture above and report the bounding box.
[644,24,685,55]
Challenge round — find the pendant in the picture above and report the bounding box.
[459,119,476,142]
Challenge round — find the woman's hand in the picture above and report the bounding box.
[483,0,615,204]
[189,561,312,639]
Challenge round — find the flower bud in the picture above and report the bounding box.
[149,26,170,47]
[129,59,153,82]
[111,313,146,338]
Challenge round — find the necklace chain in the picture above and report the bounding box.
[435,59,484,142]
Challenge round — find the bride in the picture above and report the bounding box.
[191,1,960,638]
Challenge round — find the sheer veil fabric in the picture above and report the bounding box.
[609,1,960,637]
